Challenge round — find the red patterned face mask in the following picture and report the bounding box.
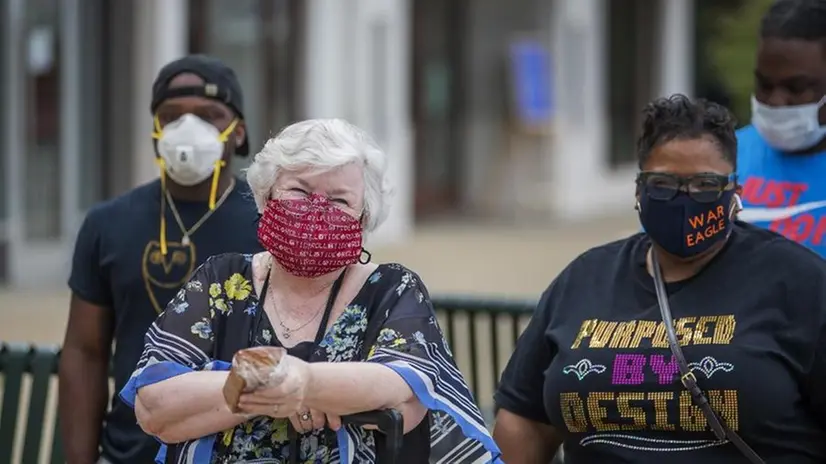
[257,194,364,278]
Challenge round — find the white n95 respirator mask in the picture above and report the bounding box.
[154,113,237,186]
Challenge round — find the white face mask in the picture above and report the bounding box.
[751,95,826,152]
[155,114,236,186]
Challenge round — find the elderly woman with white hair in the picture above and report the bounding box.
[119,119,502,463]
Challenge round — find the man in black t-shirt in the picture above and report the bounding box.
[58,55,263,464]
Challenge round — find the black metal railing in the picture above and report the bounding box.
[0,343,63,464]
[432,296,535,400]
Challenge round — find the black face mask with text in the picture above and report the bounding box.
[638,188,736,258]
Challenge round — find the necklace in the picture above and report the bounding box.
[274,303,324,339]
[265,273,335,340]
[165,178,236,245]
[269,292,327,339]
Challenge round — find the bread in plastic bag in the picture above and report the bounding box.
[223,346,288,413]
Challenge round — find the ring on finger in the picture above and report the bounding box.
[299,411,312,422]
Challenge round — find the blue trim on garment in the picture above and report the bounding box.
[336,428,351,463]
[155,446,167,464]
[120,361,193,407]
[118,360,233,463]
[383,363,504,463]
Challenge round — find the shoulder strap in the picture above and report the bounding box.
[651,250,766,464]
[359,270,403,359]
[314,268,347,344]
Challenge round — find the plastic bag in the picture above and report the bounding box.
[223,346,288,412]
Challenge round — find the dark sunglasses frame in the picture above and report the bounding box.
[636,172,738,203]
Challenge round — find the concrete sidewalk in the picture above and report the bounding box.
[0,214,640,344]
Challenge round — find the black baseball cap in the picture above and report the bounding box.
[150,54,249,156]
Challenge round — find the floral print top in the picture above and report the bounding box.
[120,253,502,464]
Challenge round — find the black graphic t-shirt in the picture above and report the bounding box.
[495,222,826,463]
[68,178,263,464]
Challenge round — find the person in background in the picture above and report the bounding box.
[58,55,262,464]
[737,0,826,256]
[493,95,826,463]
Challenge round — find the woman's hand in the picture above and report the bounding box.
[237,354,312,418]
[289,408,343,433]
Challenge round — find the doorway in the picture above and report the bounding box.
[1,0,108,286]
[607,0,661,167]
[411,0,466,218]
[0,0,8,284]
[189,0,305,168]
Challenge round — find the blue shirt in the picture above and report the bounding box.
[737,125,826,257]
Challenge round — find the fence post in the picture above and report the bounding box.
[0,343,30,463]
[22,345,60,463]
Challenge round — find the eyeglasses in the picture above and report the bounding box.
[636,172,737,203]
[273,189,363,220]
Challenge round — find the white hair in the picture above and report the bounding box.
[245,118,392,234]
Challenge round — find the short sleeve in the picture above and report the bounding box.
[119,256,230,408]
[68,209,113,307]
[364,270,503,463]
[493,279,560,424]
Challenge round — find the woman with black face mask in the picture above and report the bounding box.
[492,94,826,464]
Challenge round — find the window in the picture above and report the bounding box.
[23,0,61,240]
[412,0,466,216]
[414,0,553,217]
[0,1,8,282]
[189,0,304,174]
[607,0,661,167]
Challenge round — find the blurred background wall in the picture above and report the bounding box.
[0,0,771,288]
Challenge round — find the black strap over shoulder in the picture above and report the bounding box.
[650,250,766,464]
[282,269,346,464]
